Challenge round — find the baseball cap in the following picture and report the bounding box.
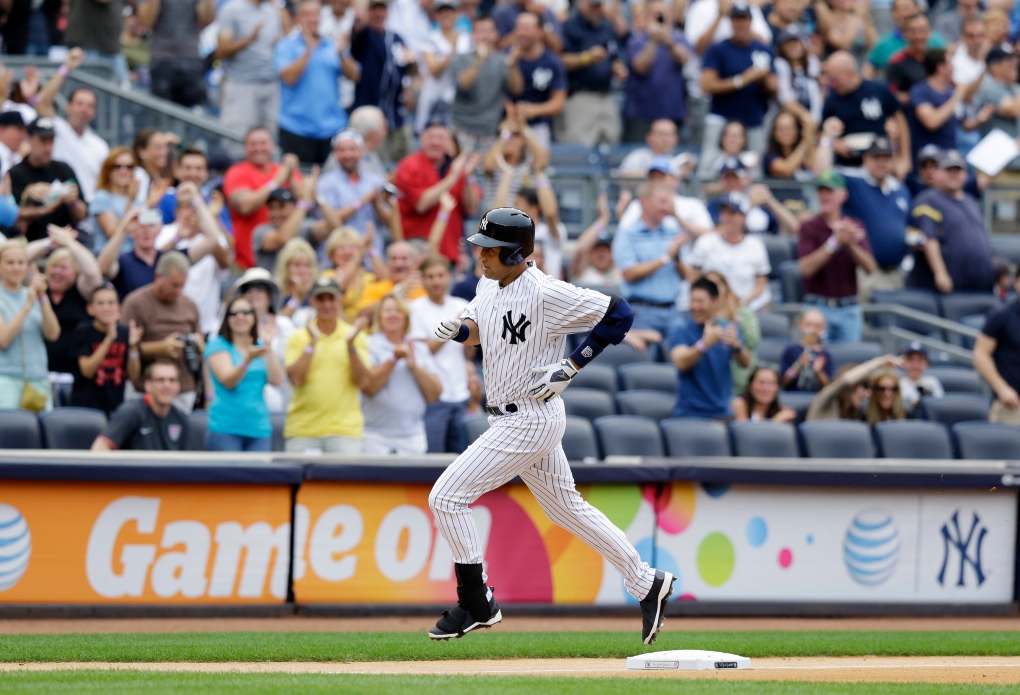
[729,2,753,18]
[776,25,804,45]
[718,156,749,177]
[268,188,296,204]
[231,267,281,311]
[311,275,342,298]
[716,191,750,214]
[939,149,966,169]
[368,0,389,6]
[917,144,943,165]
[27,117,55,138]
[814,170,846,190]
[902,341,928,358]
[648,156,676,176]
[986,46,1015,65]
[593,232,613,249]
[0,111,26,128]
[434,0,459,8]
[863,137,893,157]
[331,129,364,148]
[137,208,163,226]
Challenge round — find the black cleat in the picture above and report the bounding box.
[640,569,675,645]
[429,586,502,640]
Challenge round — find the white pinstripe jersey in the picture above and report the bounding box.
[461,262,610,406]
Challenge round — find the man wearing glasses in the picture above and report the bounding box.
[92,359,190,451]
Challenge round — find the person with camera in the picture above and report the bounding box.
[204,294,283,451]
[120,251,204,413]
[899,341,943,415]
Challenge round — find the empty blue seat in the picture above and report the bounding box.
[186,410,207,452]
[597,341,657,369]
[562,416,600,462]
[0,409,42,449]
[758,313,791,340]
[757,338,788,367]
[594,415,664,457]
[615,390,675,421]
[464,414,489,443]
[990,234,1020,264]
[571,363,618,394]
[762,235,795,280]
[618,363,678,393]
[730,421,800,457]
[952,422,1020,460]
[874,420,952,459]
[777,391,815,423]
[561,388,616,421]
[779,260,802,303]
[799,421,875,458]
[920,394,990,427]
[661,418,731,457]
[271,412,286,452]
[827,341,882,371]
[39,407,107,450]
[926,366,986,395]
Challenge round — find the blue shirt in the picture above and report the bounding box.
[316,166,385,238]
[561,12,619,92]
[205,335,272,438]
[113,250,163,300]
[982,300,1020,392]
[351,27,409,129]
[702,38,774,127]
[611,216,684,304]
[908,188,994,293]
[274,33,348,139]
[158,188,233,232]
[842,171,911,267]
[670,320,735,418]
[625,31,687,122]
[778,344,834,392]
[821,80,901,166]
[516,49,568,127]
[907,80,958,163]
[90,189,132,254]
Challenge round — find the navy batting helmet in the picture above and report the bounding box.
[467,207,535,266]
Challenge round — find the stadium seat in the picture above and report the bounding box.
[870,289,942,338]
[270,412,286,452]
[799,421,875,459]
[730,421,800,458]
[562,416,600,462]
[919,394,990,427]
[576,283,621,296]
[777,391,815,423]
[953,422,1020,460]
[618,363,678,393]
[661,418,731,457]
[39,408,107,450]
[186,410,207,452]
[874,420,953,459]
[561,388,616,421]
[926,366,987,395]
[827,341,882,371]
[758,313,791,340]
[0,409,42,449]
[990,234,1020,265]
[939,293,1001,324]
[756,338,788,368]
[597,341,657,369]
[762,235,795,280]
[571,363,618,395]
[594,415,664,457]
[779,260,803,303]
[615,390,675,421]
[548,144,603,173]
[464,415,489,443]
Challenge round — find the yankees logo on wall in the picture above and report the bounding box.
[502,311,531,344]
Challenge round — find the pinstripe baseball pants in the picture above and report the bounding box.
[428,401,657,600]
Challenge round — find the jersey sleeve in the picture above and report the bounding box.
[100,401,142,449]
[909,198,942,240]
[542,280,611,336]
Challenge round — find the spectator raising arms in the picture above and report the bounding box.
[865,368,906,426]
[806,354,901,421]
[0,238,60,411]
[731,366,797,422]
[361,293,442,455]
[764,111,819,180]
[69,286,142,416]
[205,294,284,452]
[90,147,139,254]
[624,0,688,145]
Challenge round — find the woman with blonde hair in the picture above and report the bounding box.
[705,271,760,394]
[360,293,442,455]
[0,238,60,410]
[90,147,137,253]
[275,237,318,327]
[865,368,906,426]
[323,226,378,323]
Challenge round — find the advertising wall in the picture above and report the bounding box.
[0,481,293,604]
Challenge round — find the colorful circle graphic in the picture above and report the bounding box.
[696,532,735,587]
[778,548,793,569]
[746,517,767,547]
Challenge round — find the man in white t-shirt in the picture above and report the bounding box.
[409,255,474,453]
[899,341,945,414]
[0,111,26,177]
[153,182,231,333]
[320,0,357,109]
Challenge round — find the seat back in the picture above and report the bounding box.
[919,394,990,427]
[779,260,802,303]
[756,338,788,368]
[571,363,618,395]
[953,422,1020,460]
[874,420,952,459]
[0,409,42,449]
[270,412,286,452]
[597,342,657,369]
[758,313,791,340]
[799,420,875,458]
[827,341,883,371]
[939,292,1001,324]
[762,235,795,279]
[926,367,986,395]
[618,363,678,393]
[595,415,664,457]
[615,390,675,421]
[562,416,600,462]
[561,388,616,421]
[39,407,108,450]
[870,289,942,338]
[730,421,800,457]
[186,410,208,452]
[661,418,731,457]
[777,391,815,424]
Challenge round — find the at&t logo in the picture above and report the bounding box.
[0,503,31,591]
[843,509,899,586]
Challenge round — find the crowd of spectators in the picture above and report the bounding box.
[0,0,1018,455]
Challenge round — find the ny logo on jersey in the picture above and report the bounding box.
[751,51,771,70]
[532,67,553,91]
[501,311,531,344]
[860,97,883,120]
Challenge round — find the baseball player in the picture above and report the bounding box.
[428,207,675,643]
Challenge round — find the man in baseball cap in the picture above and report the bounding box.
[899,340,944,413]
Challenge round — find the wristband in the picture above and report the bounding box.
[38,295,49,306]
[58,65,70,77]
[452,323,471,343]
[304,344,315,355]
[591,221,605,233]
[535,175,551,190]
[264,180,280,193]
[128,350,140,360]
[27,95,40,106]
[437,211,451,222]
[824,236,841,254]
[659,254,673,266]
[695,339,707,353]
[296,200,314,212]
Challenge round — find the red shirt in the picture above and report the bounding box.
[394,151,470,263]
[223,161,297,269]
[797,215,872,299]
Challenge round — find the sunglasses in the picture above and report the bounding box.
[875,385,899,393]
[228,308,255,317]
[112,163,135,170]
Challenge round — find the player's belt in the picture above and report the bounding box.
[485,403,519,416]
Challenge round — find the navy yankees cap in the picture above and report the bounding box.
[0,111,25,128]
[716,191,750,214]
[718,156,749,176]
[902,341,928,358]
[730,2,753,18]
[917,144,943,165]
[268,188,296,204]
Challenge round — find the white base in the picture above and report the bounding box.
[626,650,752,671]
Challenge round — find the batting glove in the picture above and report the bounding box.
[434,318,463,342]
[528,359,579,402]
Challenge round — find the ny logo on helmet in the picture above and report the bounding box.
[480,216,488,231]
[501,311,531,345]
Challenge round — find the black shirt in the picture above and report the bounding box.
[982,300,1020,393]
[561,13,619,92]
[887,51,926,100]
[69,322,130,416]
[8,158,85,242]
[46,286,89,374]
[99,396,189,450]
[822,80,901,166]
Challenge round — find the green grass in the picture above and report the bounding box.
[0,672,1016,695]
[0,631,1017,663]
